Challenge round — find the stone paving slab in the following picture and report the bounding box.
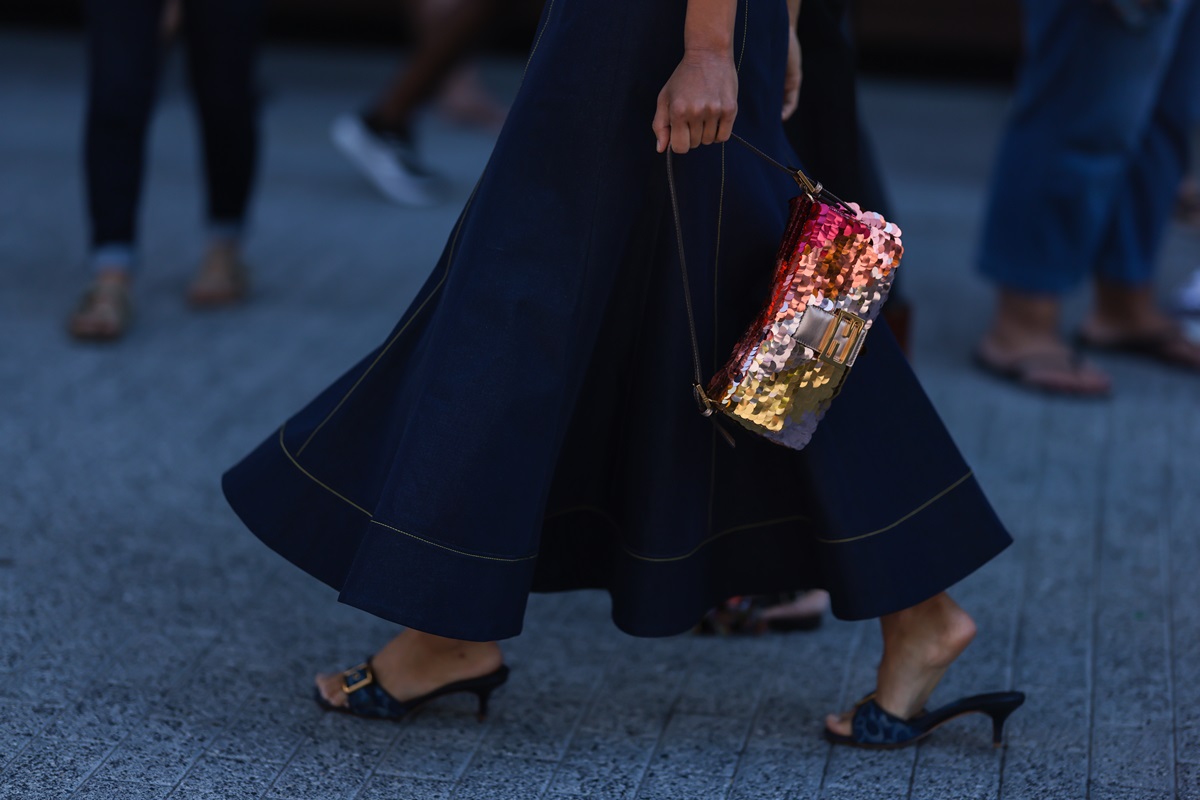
[2,28,1199,800]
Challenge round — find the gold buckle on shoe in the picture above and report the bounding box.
[341,663,374,694]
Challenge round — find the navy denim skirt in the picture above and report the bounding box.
[223,0,1011,640]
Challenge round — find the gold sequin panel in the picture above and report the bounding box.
[707,195,903,449]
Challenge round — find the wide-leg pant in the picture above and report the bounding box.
[978,0,1200,293]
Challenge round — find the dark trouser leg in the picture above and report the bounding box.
[83,0,166,267]
[182,0,264,235]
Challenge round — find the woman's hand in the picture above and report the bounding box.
[782,27,801,120]
[652,48,738,154]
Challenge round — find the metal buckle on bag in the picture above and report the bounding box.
[796,307,866,367]
[818,310,866,366]
[693,384,716,417]
[792,170,823,198]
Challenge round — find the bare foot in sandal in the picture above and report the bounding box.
[1079,281,1200,372]
[187,242,249,308]
[315,628,503,711]
[974,337,1111,395]
[68,271,133,342]
[975,291,1111,395]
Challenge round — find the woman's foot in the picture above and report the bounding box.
[825,593,976,737]
[187,242,249,307]
[1079,303,1200,372]
[974,336,1111,395]
[68,271,133,341]
[976,291,1110,394]
[315,628,502,710]
[758,589,830,630]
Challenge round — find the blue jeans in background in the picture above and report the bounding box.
[978,0,1200,295]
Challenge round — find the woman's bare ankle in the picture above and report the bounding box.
[874,594,975,719]
[378,630,501,676]
[882,594,976,666]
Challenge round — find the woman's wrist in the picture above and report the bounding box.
[683,0,737,56]
[683,40,734,56]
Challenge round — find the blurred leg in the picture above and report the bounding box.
[181,0,264,305]
[182,0,264,236]
[72,0,164,340]
[1077,1,1200,369]
[1093,0,1200,289]
[83,0,165,270]
[978,0,1186,294]
[368,0,497,136]
[974,0,1189,391]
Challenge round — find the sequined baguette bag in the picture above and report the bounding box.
[667,134,904,451]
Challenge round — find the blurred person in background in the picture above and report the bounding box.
[330,0,508,206]
[69,0,263,341]
[973,0,1200,394]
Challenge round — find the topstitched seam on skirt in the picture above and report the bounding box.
[369,519,538,563]
[737,0,749,70]
[551,470,975,558]
[295,188,478,457]
[812,471,975,544]
[279,424,540,563]
[545,505,810,562]
[707,144,727,536]
[626,513,813,563]
[707,0,742,532]
[545,503,624,532]
[277,424,372,516]
[522,0,557,78]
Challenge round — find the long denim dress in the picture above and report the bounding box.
[223,0,1011,641]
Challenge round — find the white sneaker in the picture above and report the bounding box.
[330,114,440,206]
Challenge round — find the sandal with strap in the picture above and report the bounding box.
[68,280,133,341]
[693,591,826,635]
[971,346,1111,397]
[187,246,249,307]
[824,690,1025,750]
[1075,325,1200,373]
[314,657,510,722]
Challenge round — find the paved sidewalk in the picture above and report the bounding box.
[2,30,1198,800]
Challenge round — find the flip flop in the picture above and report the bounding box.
[971,347,1111,397]
[1075,327,1200,373]
[823,690,1026,750]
